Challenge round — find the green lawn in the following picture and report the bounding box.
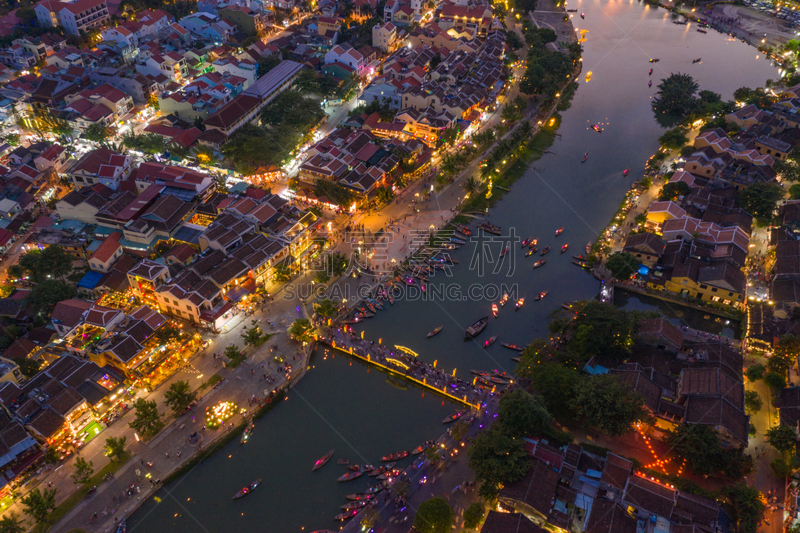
[198,373,223,391]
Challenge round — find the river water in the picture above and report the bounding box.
[129,1,777,531]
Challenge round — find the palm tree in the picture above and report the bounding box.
[462,176,481,197]
[0,513,24,533]
[288,318,314,342]
[479,164,494,181]
[516,120,533,139]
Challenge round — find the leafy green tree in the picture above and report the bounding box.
[257,54,282,77]
[0,513,25,533]
[21,487,56,524]
[566,301,639,363]
[241,320,266,347]
[153,324,180,345]
[359,507,381,531]
[321,252,349,277]
[497,389,551,438]
[766,425,797,454]
[104,436,127,462]
[665,424,753,479]
[527,362,581,419]
[468,426,530,498]
[376,186,394,204]
[771,455,797,478]
[737,182,783,226]
[17,358,42,378]
[775,159,800,183]
[163,380,196,415]
[288,318,314,342]
[744,390,762,414]
[70,456,93,484]
[658,181,691,201]
[223,345,241,359]
[790,183,800,199]
[764,371,787,391]
[746,363,765,382]
[313,298,338,318]
[651,73,700,117]
[84,123,110,143]
[569,374,649,436]
[463,503,485,530]
[129,398,164,438]
[17,245,74,282]
[41,447,59,464]
[414,497,453,533]
[724,483,765,533]
[658,126,689,150]
[4,134,20,147]
[771,334,800,375]
[605,252,640,280]
[27,280,76,317]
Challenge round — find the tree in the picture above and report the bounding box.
[163,380,196,415]
[104,436,127,462]
[376,186,394,204]
[724,483,765,533]
[129,398,164,438]
[515,0,537,12]
[764,371,787,391]
[0,513,25,533]
[771,455,797,478]
[744,390,762,414]
[497,389,551,438]
[665,424,753,479]
[737,182,783,226]
[462,176,481,197]
[223,345,241,360]
[746,363,765,382]
[463,503,485,530]
[313,298,338,318]
[766,424,797,454]
[658,126,689,150]
[70,456,93,484]
[3,133,19,147]
[84,123,110,143]
[775,159,800,183]
[468,426,530,497]
[658,181,691,201]
[528,362,581,419]
[771,334,800,375]
[360,507,381,531]
[413,497,453,533]
[651,73,700,117]
[153,324,180,345]
[257,54,282,77]
[16,7,36,26]
[27,280,76,316]
[241,320,266,347]
[569,374,649,436]
[20,487,56,524]
[17,358,42,378]
[288,318,314,342]
[565,301,639,363]
[790,183,800,200]
[41,447,59,464]
[605,252,639,280]
[17,245,74,282]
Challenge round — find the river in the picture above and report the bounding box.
[128,1,777,531]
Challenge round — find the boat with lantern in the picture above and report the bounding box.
[312,450,334,471]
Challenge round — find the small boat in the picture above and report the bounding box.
[232,478,262,499]
[348,464,373,472]
[511,356,521,363]
[648,68,653,75]
[692,57,702,63]
[471,370,491,377]
[501,342,524,352]
[365,484,385,494]
[532,260,546,268]
[381,451,409,461]
[586,242,592,255]
[697,28,706,33]
[450,237,466,245]
[499,294,509,307]
[521,238,529,247]
[580,11,584,18]
[412,443,432,455]
[499,246,509,257]
[464,317,489,340]
[443,411,464,424]
[561,244,569,254]
[492,303,498,318]
[623,168,629,176]
[489,377,508,385]
[535,291,549,301]
[240,420,254,445]
[312,450,334,471]
[525,248,536,257]
[573,255,587,261]
[555,227,564,236]
[484,335,498,347]
[377,469,400,480]
[337,471,366,482]
[581,153,588,163]
[334,509,360,521]
[529,238,538,248]
[478,222,502,235]
[540,246,551,256]
[648,80,652,87]
[346,493,376,501]
[515,298,524,310]
[116,520,126,533]
[369,463,395,476]
[573,261,591,268]
[649,58,660,62]
[341,500,369,511]
[427,325,443,338]
[592,124,602,133]
[586,71,592,82]
[454,223,471,235]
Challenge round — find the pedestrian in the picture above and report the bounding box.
[165,452,170,458]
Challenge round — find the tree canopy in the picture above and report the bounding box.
[765,424,797,454]
[569,374,650,436]
[525,360,581,419]
[605,252,640,280]
[652,73,700,117]
[496,389,552,438]
[129,398,164,438]
[17,245,74,283]
[21,487,56,524]
[664,424,753,479]
[658,126,689,150]
[164,380,196,415]
[737,182,783,226]
[468,426,530,497]
[414,497,453,533]
[658,180,691,202]
[564,301,640,363]
[27,280,76,317]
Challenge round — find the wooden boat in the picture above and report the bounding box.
[540,247,551,256]
[648,80,652,87]
[464,317,489,340]
[697,28,706,33]
[561,244,569,254]
[232,478,262,499]
[499,294,509,307]
[369,462,396,476]
[341,500,369,511]
[334,509,360,521]
[240,420,254,444]
[365,484,385,494]
[116,520,126,533]
[649,58,660,62]
[381,450,409,461]
[499,246,509,257]
[521,238,529,247]
[525,248,536,256]
[692,58,702,63]
[529,238,538,248]
[648,68,653,75]
[580,12,584,18]
[535,291,549,301]
[337,459,349,465]
[312,530,337,533]
[471,370,491,376]
[586,242,592,255]
[412,442,432,455]
[511,356,521,363]
[581,153,588,163]
[348,464,373,472]
[454,223,471,235]
[450,237,466,245]
[492,303,498,318]
[533,260,546,268]
[555,227,564,236]
[377,469,400,480]
[591,124,602,133]
[489,377,508,385]
[338,471,366,482]
[515,298,524,310]
[312,449,334,471]
[346,493,376,501]
[443,411,464,424]
[573,254,587,261]
[478,222,502,235]
[623,168,629,176]
[501,342,524,352]
[484,335,498,347]
[427,325,444,338]
[573,261,591,268]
